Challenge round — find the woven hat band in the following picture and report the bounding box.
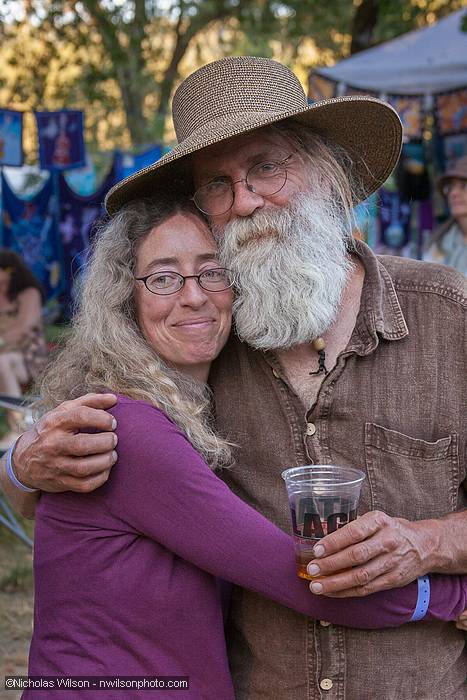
[172,56,308,143]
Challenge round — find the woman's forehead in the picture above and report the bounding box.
[136,211,218,270]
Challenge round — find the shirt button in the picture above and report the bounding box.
[272,368,281,379]
[319,620,331,627]
[320,678,333,691]
[306,422,316,436]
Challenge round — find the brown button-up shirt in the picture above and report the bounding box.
[210,242,467,700]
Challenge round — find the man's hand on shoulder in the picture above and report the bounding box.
[14,393,118,493]
[305,510,467,597]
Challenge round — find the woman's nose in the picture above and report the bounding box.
[178,278,209,307]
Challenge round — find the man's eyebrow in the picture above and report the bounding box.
[198,169,228,183]
[139,252,218,275]
[199,150,280,182]
[245,150,278,165]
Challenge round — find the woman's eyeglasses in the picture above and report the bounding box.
[135,268,234,296]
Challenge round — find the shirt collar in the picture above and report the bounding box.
[349,240,408,356]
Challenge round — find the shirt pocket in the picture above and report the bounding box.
[364,422,460,520]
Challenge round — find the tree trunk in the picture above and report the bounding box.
[154,4,236,140]
[80,0,150,148]
[117,67,150,147]
[350,0,380,55]
[155,32,192,140]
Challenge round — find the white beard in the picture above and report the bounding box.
[213,192,354,350]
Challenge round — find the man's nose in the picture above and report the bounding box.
[178,278,209,307]
[230,178,264,218]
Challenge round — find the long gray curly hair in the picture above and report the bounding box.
[38,196,232,469]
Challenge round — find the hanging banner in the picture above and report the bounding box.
[396,142,431,202]
[64,154,97,196]
[0,109,23,166]
[388,96,424,140]
[114,144,162,183]
[442,133,467,166]
[378,188,412,251]
[307,73,336,102]
[353,193,379,250]
[434,88,467,136]
[1,173,63,300]
[35,109,85,170]
[59,159,116,314]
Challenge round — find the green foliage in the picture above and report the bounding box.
[364,0,464,46]
[0,0,464,153]
[43,323,71,345]
[0,564,33,593]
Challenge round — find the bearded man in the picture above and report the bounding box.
[2,57,466,699]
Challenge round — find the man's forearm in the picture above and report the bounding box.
[0,448,39,519]
[429,510,467,573]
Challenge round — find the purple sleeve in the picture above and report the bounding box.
[103,398,467,629]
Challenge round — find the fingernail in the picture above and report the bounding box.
[111,450,118,462]
[112,418,117,430]
[113,433,118,447]
[307,564,320,576]
[311,582,323,594]
[313,544,325,558]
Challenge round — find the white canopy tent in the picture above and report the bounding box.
[313,9,467,97]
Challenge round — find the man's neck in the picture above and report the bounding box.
[274,255,365,408]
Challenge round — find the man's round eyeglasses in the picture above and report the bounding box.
[193,153,295,216]
[135,268,234,296]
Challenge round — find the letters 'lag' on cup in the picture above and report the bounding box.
[281,465,365,581]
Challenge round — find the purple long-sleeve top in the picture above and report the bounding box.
[26,396,467,699]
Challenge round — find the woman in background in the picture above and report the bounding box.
[0,250,48,447]
[424,155,467,275]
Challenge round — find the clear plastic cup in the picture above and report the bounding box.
[281,465,365,580]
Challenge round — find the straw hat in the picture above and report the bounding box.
[105,56,403,215]
[437,154,467,193]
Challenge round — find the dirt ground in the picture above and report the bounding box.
[0,517,34,700]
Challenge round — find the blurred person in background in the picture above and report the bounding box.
[424,155,467,275]
[0,250,48,447]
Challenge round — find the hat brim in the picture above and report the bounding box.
[437,170,467,194]
[105,95,402,215]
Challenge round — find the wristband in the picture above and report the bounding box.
[410,575,430,621]
[5,435,39,493]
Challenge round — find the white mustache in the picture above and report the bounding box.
[213,206,293,250]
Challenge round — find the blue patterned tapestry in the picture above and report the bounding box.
[0,109,23,166]
[58,161,116,314]
[114,144,162,182]
[1,173,63,300]
[378,188,412,253]
[35,110,85,170]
